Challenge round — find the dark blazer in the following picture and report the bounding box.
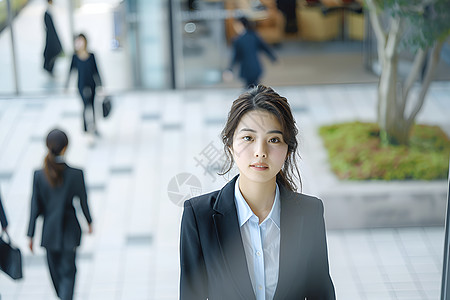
[69,53,102,96]
[180,175,335,300]
[230,30,277,84]
[43,10,63,72]
[0,191,8,229]
[27,165,92,251]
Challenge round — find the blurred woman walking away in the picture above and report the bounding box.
[27,129,93,300]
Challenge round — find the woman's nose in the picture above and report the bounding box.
[254,141,267,158]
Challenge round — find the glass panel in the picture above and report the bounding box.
[0,0,18,95]
[70,0,132,92]
[137,0,170,89]
[10,0,72,94]
[178,0,227,88]
[0,0,136,95]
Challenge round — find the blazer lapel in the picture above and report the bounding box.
[212,176,256,300]
[274,186,306,300]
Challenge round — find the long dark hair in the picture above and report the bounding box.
[44,129,68,187]
[220,85,302,192]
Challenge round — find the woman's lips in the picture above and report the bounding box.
[250,163,269,171]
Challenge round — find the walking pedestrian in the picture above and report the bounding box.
[43,0,63,76]
[66,33,103,136]
[27,129,93,300]
[224,17,277,89]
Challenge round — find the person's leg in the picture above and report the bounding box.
[82,101,89,132]
[46,250,62,298]
[91,90,97,133]
[81,87,94,132]
[58,250,77,300]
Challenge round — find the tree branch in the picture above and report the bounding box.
[406,40,444,128]
[400,47,428,113]
[365,0,388,66]
[378,17,402,129]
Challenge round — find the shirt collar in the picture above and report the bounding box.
[234,176,281,229]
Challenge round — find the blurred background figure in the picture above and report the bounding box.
[27,129,93,300]
[276,0,298,33]
[224,16,277,88]
[66,33,103,136]
[43,0,63,77]
[0,189,8,232]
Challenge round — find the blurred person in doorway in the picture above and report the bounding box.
[27,129,93,300]
[66,33,103,136]
[0,189,8,232]
[43,0,63,76]
[223,17,277,89]
[276,0,298,33]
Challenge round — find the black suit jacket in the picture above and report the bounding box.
[43,10,62,63]
[27,165,92,251]
[180,176,335,300]
[0,190,8,229]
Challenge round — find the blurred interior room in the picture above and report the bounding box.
[1,0,449,94]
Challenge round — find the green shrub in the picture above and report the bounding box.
[319,122,450,180]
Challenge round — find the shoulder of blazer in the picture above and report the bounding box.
[280,186,324,213]
[186,175,238,214]
[64,165,84,176]
[34,169,45,181]
[185,189,220,213]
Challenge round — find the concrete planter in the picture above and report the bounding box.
[321,181,448,229]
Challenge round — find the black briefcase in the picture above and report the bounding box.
[102,95,113,118]
[0,231,23,280]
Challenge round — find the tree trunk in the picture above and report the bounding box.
[405,41,444,130]
[365,0,446,145]
[377,17,407,144]
[380,40,444,145]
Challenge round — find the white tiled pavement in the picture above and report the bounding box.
[0,83,448,299]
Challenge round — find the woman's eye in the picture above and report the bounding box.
[269,137,280,143]
[243,136,253,141]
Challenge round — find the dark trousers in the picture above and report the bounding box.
[80,87,96,132]
[46,250,77,300]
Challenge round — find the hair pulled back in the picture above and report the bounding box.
[44,129,68,187]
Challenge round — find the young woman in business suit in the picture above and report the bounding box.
[180,85,335,300]
[27,129,93,300]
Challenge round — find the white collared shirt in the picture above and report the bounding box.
[234,177,281,300]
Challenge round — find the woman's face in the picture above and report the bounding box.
[75,37,86,51]
[231,110,288,185]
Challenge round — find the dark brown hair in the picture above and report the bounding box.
[44,129,68,187]
[220,85,302,192]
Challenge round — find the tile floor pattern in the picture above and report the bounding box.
[0,83,448,299]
